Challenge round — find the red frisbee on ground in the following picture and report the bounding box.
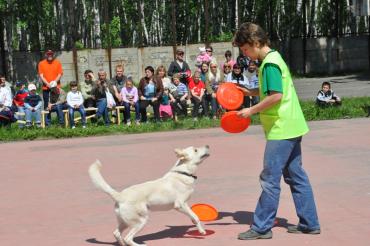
[186,229,215,236]
[220,111,251,133]
[216,82,244,110]
[191,203,219,221]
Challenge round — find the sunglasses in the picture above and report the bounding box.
[206,50,212,52]
[211,66,217,68]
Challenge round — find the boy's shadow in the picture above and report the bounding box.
[86,211,294,245]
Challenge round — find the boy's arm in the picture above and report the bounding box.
[237,91,282,118]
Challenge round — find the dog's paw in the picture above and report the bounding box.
[198,228,207,235]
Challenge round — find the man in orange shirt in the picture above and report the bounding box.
[38,50,63,109]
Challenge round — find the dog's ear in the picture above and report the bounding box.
[175,148,188,161]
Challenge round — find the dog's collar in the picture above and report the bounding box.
[173,170,197,180]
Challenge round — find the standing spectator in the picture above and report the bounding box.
[80,70,96,108]
[138,66,163,123]
[156,65,176,94]
[120,79,140,126]
[46,81,66,127]
[220,50,236,70]
[91,70,110,126]
[189,71,207,120]
[205,62,224,119]
[234,22,320,240]
[205,46,218,65]
[200,62,209,83]
[168,48,191,85]
[38,50,63,109]
[24,84,42,128]
[170,73,188,120]
[13,81,28,128]
[66,81,86,129]
[316,81,341,107]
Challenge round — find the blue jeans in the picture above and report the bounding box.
[68,105,86,127]
[46,104,66,126]
[25,108,41,123]
[122,101,140,122]
[96,98,110,125]
[251,137,320,233]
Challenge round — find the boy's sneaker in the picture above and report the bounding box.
[36,122,42,128]
[71,126,76,129]
[126,121,131,126]
[238,229,272,240]
[82,125,86,129]
[25,122,32,128]
[287,226,321,234]
[135,120,140,125]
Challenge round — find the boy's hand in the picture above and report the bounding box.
[237,107,252,118]
[237,86,251,96]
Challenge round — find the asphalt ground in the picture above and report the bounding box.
[1,118,369,246]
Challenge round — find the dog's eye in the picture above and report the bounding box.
[194,149,198,152]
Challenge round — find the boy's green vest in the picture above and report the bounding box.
[258,51,309,140]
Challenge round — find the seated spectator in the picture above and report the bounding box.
[220,50,236,70]
[200,62,209,83]
[159,88,173,119]
[316,81,341,107]
[24,84,42,128]
[0,76,13,110]
[0,74,15,96]
[156,65,177,94]
[223,63,232,81]
[170,73,188,120]
[91,70,111,126]
[46,81,66,127]
[13,81,29,128]
[168,48,191,85]
[205,62,224,119]
[0,105,16,128]
[66,81,86,129]
[227,63,253,108]
[244,60,260,106]
[138,66,163,123]
[189,71,207,121]
[236,53,250,72]
[120,79,140,126]
[81,70,96,108]
[195,47,212,71]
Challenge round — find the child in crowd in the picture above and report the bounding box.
[159,88,173,119]
[170,73,188,120]
[13,81,29,128]
[120,79,140,125]
[316,81,341,107]
[24,84,42,128]
[196,47,212,71]
[220,50,236,71]
[66,81,86,129]
[46,81,66,127]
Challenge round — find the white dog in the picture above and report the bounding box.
[88,145,210,246]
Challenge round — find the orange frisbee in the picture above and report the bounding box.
[220,111,251,133]
[191,203,219,221]
[216,82,244,110]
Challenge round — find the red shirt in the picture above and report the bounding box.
[188,78,205,97]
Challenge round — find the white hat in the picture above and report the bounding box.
[50,81,57,88]
[28,84,37,91]
[199,47,206,52]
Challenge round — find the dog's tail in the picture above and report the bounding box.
[88,160,120,201]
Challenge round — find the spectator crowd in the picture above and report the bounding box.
[0,47,261,129]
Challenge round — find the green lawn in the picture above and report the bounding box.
[1,97,369,141]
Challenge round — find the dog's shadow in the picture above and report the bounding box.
[86,211,294,245]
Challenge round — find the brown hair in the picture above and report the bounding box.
[69,81,78,88]
[233,22,270,47]
[116,64,124,70]
[155,65,167,76]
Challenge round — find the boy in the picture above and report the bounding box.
[170,73,188,120]
[24,84,42,127]
[13,81,29,128]
[66,81,86,129]
[316,81,341,107]
[233,22,320,240]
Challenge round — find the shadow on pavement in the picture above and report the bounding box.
[86,211,295,245]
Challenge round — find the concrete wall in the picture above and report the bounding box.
[1,36,368,84]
